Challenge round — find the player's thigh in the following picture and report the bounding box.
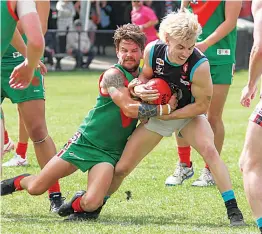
[180,116,215,153]
[30,155,78,190]
[116,124,163,173]
[2,67,45,104]
[243,122,262,162]
[208,64,233,117]
[87,162,114,201]
[59,132,117,173]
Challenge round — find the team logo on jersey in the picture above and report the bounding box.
[12,52,22,58]
[217,49,231,55]
[156,58,164,66]
[154,65,164,75]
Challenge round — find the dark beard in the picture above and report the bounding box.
[124,63,140,73]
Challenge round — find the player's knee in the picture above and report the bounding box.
[241,155,262,172]
[27,124,48,142]
[208,115,222,128]
[199,144,218,162]
[27,183,46,196]
[114,163,131,178]
[81,194,103,211]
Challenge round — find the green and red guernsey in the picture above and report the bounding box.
[189,0,237,65]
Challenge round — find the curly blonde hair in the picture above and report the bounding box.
[159,9,202,43]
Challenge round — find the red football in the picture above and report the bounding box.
[145,78,172,105]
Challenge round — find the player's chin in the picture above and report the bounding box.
[123,63,139,72]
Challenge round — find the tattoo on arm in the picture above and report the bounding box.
[207,96,212,102]
[138,103,158,119]
[103,71,125,95]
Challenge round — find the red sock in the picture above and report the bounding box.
[4,130,9,144]
[16,142,28,159]
[72,197,84,212]
[178,146,191,167]
[14,175,26,191]
[48,181,61,195]
[205,164,210,170]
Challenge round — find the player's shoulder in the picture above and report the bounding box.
[103,66,125,82]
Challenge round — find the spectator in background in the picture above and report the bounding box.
[56,0,76,53]
[131,0,158,45]
[97,1,113,55]
[44,33,56,71]
[66,19,95,69]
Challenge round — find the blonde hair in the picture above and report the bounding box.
[159,9,202,43]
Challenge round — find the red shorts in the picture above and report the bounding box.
[249,100,262,127]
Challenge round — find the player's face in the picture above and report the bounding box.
[116,39,143,72]
[166,37,196,65]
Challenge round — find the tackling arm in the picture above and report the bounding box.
[101,68,171,119]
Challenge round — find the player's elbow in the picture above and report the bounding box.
[252,45,262,58]
[196,102,209,115]
[27,35,45,52]
[122,104,138,119]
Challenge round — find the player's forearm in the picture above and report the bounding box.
[164,102,208,120]
[10,29,27,57]
[26,39,44,68]
[143,20,158,29]
[203,21,237,47]
[181,0,190,10]
[123,102,171,119]
[247,45,262,89]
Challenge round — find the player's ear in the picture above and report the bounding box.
[165,33,169,46]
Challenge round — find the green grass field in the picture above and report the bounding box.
[1,70,259,234]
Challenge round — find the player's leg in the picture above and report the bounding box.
[2,110,15,155]
[192,64,232,186]
[58,135,118,221]
[107,124,163,196]
[181,116,245,226]
[165,136,193,186]
[3,107,29,166]
[1,155,77,195]
[239,105,262,232]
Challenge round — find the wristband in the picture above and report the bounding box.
[159,105,163,116]
[167,104,171,114]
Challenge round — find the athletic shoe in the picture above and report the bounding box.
[3,138,15,154]
[64,206,104,221]
[227,207,246,226]
[3,154,28,167]
[49,192,65,213]
[165,162,194,186]
[1,173,31,196]
[191,168,215,187]
[58,190,86,217]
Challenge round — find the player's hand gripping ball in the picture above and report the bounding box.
[145,78,172,105]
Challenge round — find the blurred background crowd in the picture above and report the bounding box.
[44,0,253,71]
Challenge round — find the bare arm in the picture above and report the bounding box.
[159,61,212,120]
[240,0,262,107]
[10,28,27,57]
[203,1,242,47]
[180,0,190,10]
[101,68,171,119]
[138,42,154,83]
[248,0,262,89]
